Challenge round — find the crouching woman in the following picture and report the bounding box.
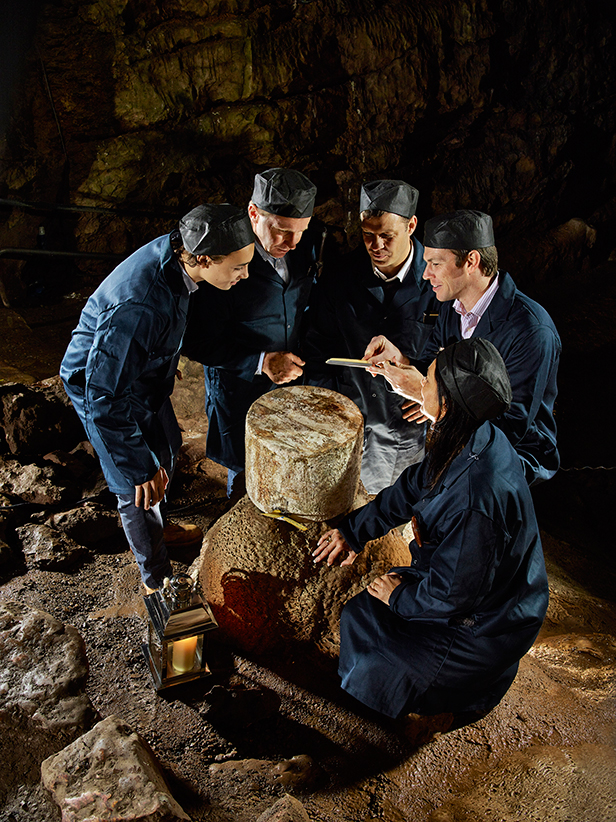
[313,338,549,719]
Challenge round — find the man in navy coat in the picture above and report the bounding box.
[61,205,254,591]
[182,168,321,493]
[303,180,439,493]
[365,210,561,485]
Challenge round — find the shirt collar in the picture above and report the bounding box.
[454,272,500,320]
[373,242,414,283]
[179,266,200,294]
[255,240,289,282]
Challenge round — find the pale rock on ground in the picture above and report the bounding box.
[0,601,95,804]
[41,714,191,822]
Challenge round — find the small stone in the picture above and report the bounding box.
[256,794,311,822]
[271,755,316,790]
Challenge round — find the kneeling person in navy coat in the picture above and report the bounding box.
[364,210,561,486]
[303,180,439,494]
[313,338,549,719]
[61,205,254,592]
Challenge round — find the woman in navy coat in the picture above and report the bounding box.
[313,338,549,719]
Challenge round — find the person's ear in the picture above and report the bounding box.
[466,250,481,272]
[196,255,212,268]
[408,215,418,236]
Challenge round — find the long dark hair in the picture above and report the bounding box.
[425,365,480,488]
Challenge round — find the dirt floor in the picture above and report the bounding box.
[0,307,615,822]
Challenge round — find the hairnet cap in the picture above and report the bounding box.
[251,167,316,218]
[359,179,419,218]
[436,338,512,422]
[179,204,254,256]
[424,210,495,250]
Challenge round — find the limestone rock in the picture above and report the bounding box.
[46,502,122,546]
[209,755,314,793]
[271,755,316,791]
[43,448,93,480]
[0,377,83,458]
[196,492,410,656]
[17,523,90,569]
[245,385,363,521]
[0,601,94,802]
[41,715,190,822]
[256,795,311,822]
[0,456,77,506]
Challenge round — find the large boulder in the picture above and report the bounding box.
[195,490,410,658]
[0,601,95,802]
[0,377,84,458]
[0,456,77,506]
[16,523,90,570]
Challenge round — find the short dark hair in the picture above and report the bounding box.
[452,246,498,278]
[172,240,224,267]
[359,209,412,229]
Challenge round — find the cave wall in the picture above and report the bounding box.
[1,0,615,276]
[1,0,615,489]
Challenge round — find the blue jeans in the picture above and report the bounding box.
[117,495,173,589]
[116,459,175,590]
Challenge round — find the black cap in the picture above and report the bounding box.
[436,338,512,422]
[359,179,419,219]
[424,210,495,250]
[251,168,316,218]
[179,204,254,256]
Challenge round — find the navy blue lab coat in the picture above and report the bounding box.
[337,422,549,718]
[60,235,188,494]
[303,237,439,493]
[415,271,561,485]
[182,229,321,472]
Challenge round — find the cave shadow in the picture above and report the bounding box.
[157,636,451,790]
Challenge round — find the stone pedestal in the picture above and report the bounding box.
[245,385,363,521]
[194,491,410,658]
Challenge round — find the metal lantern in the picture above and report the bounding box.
[142,573,218,690]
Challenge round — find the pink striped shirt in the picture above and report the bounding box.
[454,274,500,338]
